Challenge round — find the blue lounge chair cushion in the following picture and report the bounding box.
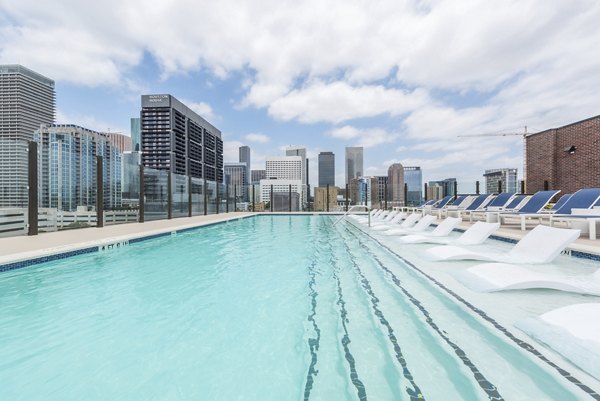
[486,192,515,208]
[554,188,600,215]
[465,194,491,211]
[516,190,560,214]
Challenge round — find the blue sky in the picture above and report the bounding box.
[2,0,600,189]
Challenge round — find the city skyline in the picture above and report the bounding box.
[2,2,598,188]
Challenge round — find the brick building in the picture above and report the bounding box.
[526,115,600,194]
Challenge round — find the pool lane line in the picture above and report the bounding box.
[341,224,504,401]
[325,222,368,401]
[303,257,321,401]
[346,221,600,401]
[335,226,426,401]
[333,267,368,401]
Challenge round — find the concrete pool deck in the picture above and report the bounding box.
[0,212,599,267]
[0,212,256,266]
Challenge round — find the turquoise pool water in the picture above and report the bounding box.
[0,216,595,400]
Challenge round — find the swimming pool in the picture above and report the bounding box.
[0,215,597,400]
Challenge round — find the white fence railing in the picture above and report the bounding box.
[0,208,139,238]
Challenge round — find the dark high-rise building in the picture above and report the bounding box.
[140,94,223,182]
[0,65,55,207]
[318,151,335,187]
[376,176,388,203]
[404,166,423,206]
[251,169,266,184]
[239,145,251,168]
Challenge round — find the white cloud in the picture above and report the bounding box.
[181,100,218,122]
[245,133,270,143]
[327,126,400,148]
[223,140,243,163]
[265,81,429,124]
[56,110,127,134]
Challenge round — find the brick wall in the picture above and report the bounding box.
[526,128,556,192]
[526,115,600,194]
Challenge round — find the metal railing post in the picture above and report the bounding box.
[544,180,549,191]
[404,182,408,206]
[252,185,255,212]
[28,141,38,235]
[497,180,502,194]
[139,164,144,223]
[345,184,349,212]
[326,184,330,212]
[288,184,292,212]
[167,172,172,219]
[384,181,388,210]
[270,184,274,212]
[453,181,457,200]
[188,175,192,217]
[234,185,237,212]
[203,178,207,215]
[476,181,480,195]
[520,180,525,194]
[96,155,104,227]
[424,183,428,201]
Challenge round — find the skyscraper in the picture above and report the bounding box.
[285,146,307,185]
[376,176,388,203]
[404,166,423,206]
[105,132,132,153]
[318,151,335,187]
[387,163,405,205]
[251,169,266,184]
[130,118,141,152]
[140,94,223,182]
[224,162,248,200]
[266,156,302,180]
[484,168,518,194]
[0,65,55,207]
[262,156,304,207]
[34,124,122,211]
[239,146,251,170]
[345,147,363,185]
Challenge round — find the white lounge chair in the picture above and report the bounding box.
[426,225,580,264]
[355,209,386,223]
[401,221,500,245]
[367,210,400,226]
[516,303,600,381]
[384,214,437,236]
[398,217,461,243]
[371,213,421,232]
[370,212,410,231]
[444,194,493,219]
[453,263,600,295]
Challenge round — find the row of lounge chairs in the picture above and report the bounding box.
[400,188,600,237]
[347,206,600,382]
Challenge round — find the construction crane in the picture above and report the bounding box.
[457,126,530,189]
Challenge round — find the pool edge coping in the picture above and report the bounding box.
[0,213,257,273]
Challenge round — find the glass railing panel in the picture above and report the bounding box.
[190,177,205,216]
[206,181,217,215]
[171,173,189,218]
[143,168,168,221]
